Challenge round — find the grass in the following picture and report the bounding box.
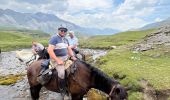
[97,45,170,89]
[87,89,108,100]
[95,44,170,99]
[79,29,156,49]
[0,74,24,85]
[0,30,49,51]
[80,28,170,99]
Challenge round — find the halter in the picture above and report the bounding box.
[108,85,116,99]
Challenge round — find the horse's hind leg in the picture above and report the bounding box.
[30,84,42,100]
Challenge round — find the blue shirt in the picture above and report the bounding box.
[49,34,69,56]
[66,36,78,48]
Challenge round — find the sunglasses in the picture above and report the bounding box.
[60,30,67,32]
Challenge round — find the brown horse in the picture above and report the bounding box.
[27,59,128,100]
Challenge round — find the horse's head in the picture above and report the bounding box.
[109,84,128,100]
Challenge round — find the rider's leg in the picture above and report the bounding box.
[39,59,50,75]
[56,64,67,95]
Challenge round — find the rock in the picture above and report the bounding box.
[133,25,170,52]
[111,45,117,49]
[15,49,33,62]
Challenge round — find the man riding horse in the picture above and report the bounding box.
[47,26,77,95]
[27,26,128,100]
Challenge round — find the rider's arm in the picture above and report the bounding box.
[48,44,64,64]
[73,37,78,49]
[68,46,74,56]
[32,46,37,55]
[68,46,76,60]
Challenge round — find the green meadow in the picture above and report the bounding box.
[82,29,170,99]
[0,29,49,51]
[79,29,156,49]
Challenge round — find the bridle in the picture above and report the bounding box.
[109,85,116,96]
[108,85,117,100]
[108,84,127,100]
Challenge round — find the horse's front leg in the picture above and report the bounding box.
[30,84,42,100]
[71,94,83,100]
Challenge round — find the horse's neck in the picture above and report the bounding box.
[91,68,118,94]
[79,61,119,94]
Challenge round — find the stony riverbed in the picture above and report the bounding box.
[0,49,107,100]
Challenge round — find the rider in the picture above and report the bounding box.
[48,26,77,95]
[67,31,79,55]
[32,41,45,60]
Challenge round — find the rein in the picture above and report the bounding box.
[26,54,36,66]
[108,85,116,99]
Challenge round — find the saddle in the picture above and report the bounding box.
[37,59,77,85]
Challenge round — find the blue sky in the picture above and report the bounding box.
[0,0,170,31]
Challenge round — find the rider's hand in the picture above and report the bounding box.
[56,59,64,65]
[71,56,77,61]
[73,45,77,49]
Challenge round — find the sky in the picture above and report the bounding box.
[0,0,170,31]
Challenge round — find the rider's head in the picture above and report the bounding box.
[32,40,37,45]
[58,26,68,37]
[68,31,74,38]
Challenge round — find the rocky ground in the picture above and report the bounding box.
[0,49,107,100]
[133,26,170,51]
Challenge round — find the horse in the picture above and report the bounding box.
[27,59,128,100]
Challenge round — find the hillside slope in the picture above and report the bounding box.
[0,28,49,51]
[83,27,170,99]
[80,29,156,49]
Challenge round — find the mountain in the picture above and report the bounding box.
[141,17,170,30]
[0,9,119,35]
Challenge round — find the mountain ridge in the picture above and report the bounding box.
[141,17,170,30]
[0,8,119,35]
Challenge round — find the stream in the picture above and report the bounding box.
[0,49,107,100]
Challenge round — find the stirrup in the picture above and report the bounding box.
[38,69,52,76]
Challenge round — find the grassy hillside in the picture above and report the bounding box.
[79,29,156,49]
[81,28,170,99]
[96,45,170,99]
[0,29,49,51]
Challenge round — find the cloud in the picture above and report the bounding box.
[63,0,114,16]
[15,0,53,5]
[154,18,162,22]
[0,0,170,31]
[113,0,158,16]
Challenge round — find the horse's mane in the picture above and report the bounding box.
[80,61,119,92]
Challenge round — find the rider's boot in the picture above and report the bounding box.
[39,67,46,76]
[59,78,67,96]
